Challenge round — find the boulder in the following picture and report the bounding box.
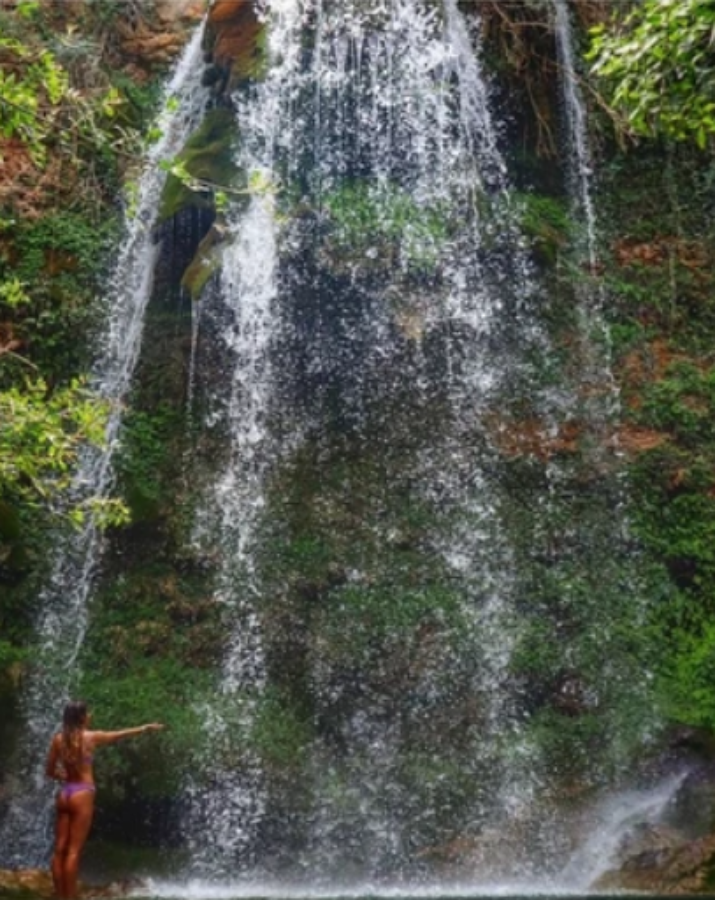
[594,829,715,894]
[665,764,715,839]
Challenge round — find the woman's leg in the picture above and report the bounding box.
[63,791,95,900]
[52,796,71,898]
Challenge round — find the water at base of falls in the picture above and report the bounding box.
[104,769,690,894]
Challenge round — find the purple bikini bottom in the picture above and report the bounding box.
[60,782,96,799]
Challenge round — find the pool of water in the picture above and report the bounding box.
[114,885,698,900]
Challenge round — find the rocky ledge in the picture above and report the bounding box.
[0,869,146,898]
[594,827,715,894]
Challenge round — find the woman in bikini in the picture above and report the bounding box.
[45,700,164,899]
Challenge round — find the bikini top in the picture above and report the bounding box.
[59,735,93,769]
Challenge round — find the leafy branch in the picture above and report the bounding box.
[588,0,715,148]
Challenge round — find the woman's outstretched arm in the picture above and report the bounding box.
[89,723,165,747]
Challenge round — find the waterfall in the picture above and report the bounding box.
[0,22,208,868]
[553,0,597,269]
[180,0,559,882]
[183,190,280,873]
[2,0,660,888]
[559,772,688,890]
[553,0,616,419]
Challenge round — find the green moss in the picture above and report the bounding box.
[515,191,571,263]
[79,657,211,797]
[322,180,451,273]
[115,404,185,523]
[250,689,314,772]
[158,109,241,223]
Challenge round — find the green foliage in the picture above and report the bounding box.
[1,212,119,382]
[0,639,27,668]
[661,621,715,729]
[324,181,451,272]
[250,689,313,771]
[319,583,458,655]
[75,560,223,796]
[12,211,118,282]
[80,658,209,796]
[515,191,570,262]
[0,35,68,164]
[639,362,715,445]
[589,0,715,146]
[115,404,183,521]
[0,377,121,519]
[0,278,30,309]
[16,0,41,18]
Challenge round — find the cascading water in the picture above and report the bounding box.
[553,0,616,424]
[558,772,688,890]
[0,22,208,868]
[547,4,674,883]
[183,189,281,874]
[553,0,597,269]
[178,0,636,886]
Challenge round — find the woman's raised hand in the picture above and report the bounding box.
[142,723,165,733]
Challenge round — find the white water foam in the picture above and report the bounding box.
[559,772,688,890]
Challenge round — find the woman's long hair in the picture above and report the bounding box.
[61,700,88,769]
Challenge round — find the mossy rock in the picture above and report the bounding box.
[158,109,241,223]
[516,191,570,263]
[181,223,227,300]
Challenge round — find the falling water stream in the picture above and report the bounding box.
[183,0,534,880]
[0,22,209,868]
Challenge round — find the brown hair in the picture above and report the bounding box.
[61,700,88,769]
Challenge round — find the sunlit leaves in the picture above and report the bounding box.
[0,279,30,309]
[588,0,715,147]
[0,33,135,167]
[0,36,68,164]
[0,377,129,526]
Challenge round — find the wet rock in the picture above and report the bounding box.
[206,0,266,92]
[0,869,53,897]
[181,224,227,301]
[154,0,205,28]
[665,763,715,839]
[593,829,715,894]
[113,0,203,78]
[0,869,147,898]
[157,108,240,224]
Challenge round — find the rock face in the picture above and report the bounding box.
[0,869,53,897]
[205,0,266,92]
[117,0,204,76]
[595,830,715,894]
[591,763,715,894]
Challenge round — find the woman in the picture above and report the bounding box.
[45,700,164,900]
